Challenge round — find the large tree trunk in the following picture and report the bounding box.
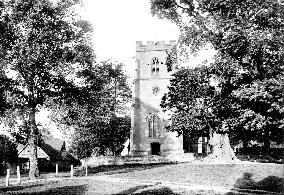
[28,107,39,180]
[204,133,239,163]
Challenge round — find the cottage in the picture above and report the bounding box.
[17,136,80,173]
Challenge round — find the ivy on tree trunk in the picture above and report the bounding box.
[207,133,238,163]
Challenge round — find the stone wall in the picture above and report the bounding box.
[81,153,195,168]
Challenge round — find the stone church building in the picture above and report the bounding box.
[130,40,194,156]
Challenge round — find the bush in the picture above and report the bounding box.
[237,147,284,160]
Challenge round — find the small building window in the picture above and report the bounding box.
[147,114,160,137]
[151,57,159,74]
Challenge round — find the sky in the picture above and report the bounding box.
[81,0,215,78]
[81,0,179,77]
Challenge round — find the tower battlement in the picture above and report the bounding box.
[136,40,176,51]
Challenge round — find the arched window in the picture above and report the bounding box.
[146,114,160,137]
[151,57,159,74]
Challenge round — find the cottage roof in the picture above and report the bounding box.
[17,136,79,164]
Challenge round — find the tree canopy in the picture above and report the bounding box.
[152,0,284,160]
[50,61,132,159]
[0,0,95,179]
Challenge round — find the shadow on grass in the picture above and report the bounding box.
[226,172,283,194]
[27,184,88,195]
[115,185,181,195]
[75,163,175,176]
[0,183,87,195]
[0,183,46,193]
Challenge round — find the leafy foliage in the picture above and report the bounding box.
[70,116,131,159]
[50,61,132,159]
[0,0,95,178]
[161,66,216,138]
[153,0,284,149]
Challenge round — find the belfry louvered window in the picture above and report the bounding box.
[151,57,159,74]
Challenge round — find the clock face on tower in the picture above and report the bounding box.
[152,86,160,96]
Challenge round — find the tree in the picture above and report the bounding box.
[0,135,18,175]
[232,75,284,151]
[70,116,131,159]
[0,0,95,179]
[51,61,132,159]
[161,66,215,139]
[152,0,284,161]
[161,65,239,161]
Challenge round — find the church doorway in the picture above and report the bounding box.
[151,142,161,155]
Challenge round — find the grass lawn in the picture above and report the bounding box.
[0,162,283,194]
[0,179,146,195]
[0,179,225,195]
[113,163,283,190]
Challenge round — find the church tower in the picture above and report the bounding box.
[130,41,184,156]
